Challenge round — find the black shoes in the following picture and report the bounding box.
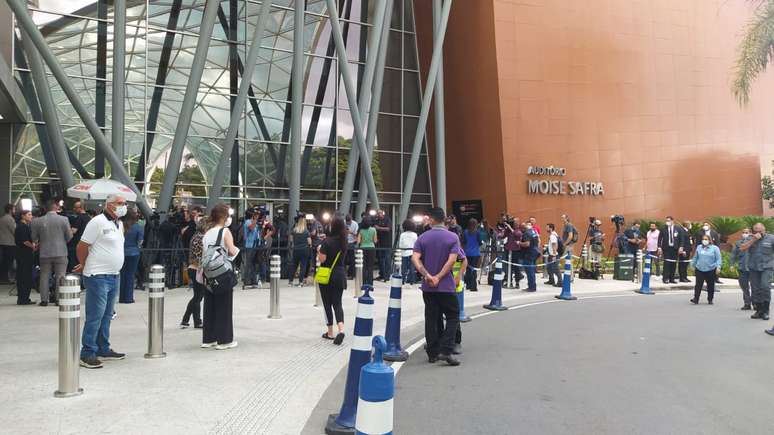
[428,355,438,363]
[79,356,103,369]
[544,281,554,285]
[742,304,752,311]
[751,311,763,319]
[333,333,345,345]
[38,301,48,307]
[765,328,774,336]
[690,298,699,305]
[679,279,691,283]
[98,349,126,360]
[194,323,203,329]
[708,300,714,305]
[17,300,36,305]
[437,354,461,366]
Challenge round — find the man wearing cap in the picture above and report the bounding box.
[412,207,461,366]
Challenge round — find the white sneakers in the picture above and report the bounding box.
[215,341,238,350]
[200,342,217,348]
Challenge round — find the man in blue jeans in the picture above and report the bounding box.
[74,194,128,369]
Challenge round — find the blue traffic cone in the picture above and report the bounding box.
[636,255,654,295]
[355,336,394,435]
[326,285,375,435]
[484,258,507,311]
[383,275,408,362]
[458,288,471,322]
[555,252,577,300]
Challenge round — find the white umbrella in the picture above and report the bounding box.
[67,178,138,202]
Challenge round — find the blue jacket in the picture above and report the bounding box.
[691,244,722,272]
[124,223,144,257]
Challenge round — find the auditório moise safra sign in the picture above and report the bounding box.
[526,166,604,196]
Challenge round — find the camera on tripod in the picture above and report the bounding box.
[610,214,625,232]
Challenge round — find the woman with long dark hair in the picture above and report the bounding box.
[357,217,378,286]
[181,218,207,328]
[119,208,143,303]
[318,214,348,344]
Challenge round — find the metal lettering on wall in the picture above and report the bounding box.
[526,166,604,196]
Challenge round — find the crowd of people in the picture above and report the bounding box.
[3,199,774,368]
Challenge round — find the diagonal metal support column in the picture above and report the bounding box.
[18,30,74,189]
[326,0,380,213]
[338,0,387,214]
[8,0,152,216]
[134,0,183,190]
[289,0,304,224]
[112,0,126,174]
[432,0,447,210]
[156,0,219,216]
[355,0,394,218]
[398,0,452,222]
[208,0,272,210]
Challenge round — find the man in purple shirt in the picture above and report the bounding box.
[412,207,461,366]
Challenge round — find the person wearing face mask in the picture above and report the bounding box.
[689,235,722,305]
[645,223,661,276]
[740,222,774,322]
[658,216,680,284]
[695,221,722,284]
[74,194,128,369]
[730,228,752,310]
[677,221,694,283]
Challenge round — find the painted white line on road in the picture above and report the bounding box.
[392,290,690,376]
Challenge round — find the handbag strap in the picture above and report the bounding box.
[329,251,341,268]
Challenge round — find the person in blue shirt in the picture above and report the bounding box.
[241,209,261,288]
[730,228,751,310]
[690,234,722,305]
[520,222,541,292]
[119,208,143,304]
[462,218,482,291]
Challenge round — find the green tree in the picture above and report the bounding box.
[732,0,774,105]
[147,155,207,200]
[762,170,774,209]
[335,136,383,192]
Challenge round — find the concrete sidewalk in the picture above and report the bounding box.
[0,275,740,435]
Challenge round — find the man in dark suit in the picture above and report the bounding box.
[658,216,680,284]
[678,221,693,283]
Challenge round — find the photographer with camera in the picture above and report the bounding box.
[589,219,605,274]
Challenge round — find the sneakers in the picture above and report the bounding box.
[200,342,218,348]
[333,333,345,345]
[180,322,190,329]
[215,341,238,350]
[79,356,103,369]
[99,349,126,360]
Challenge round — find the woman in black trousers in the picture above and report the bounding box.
[181,219,206,328]
[14,210,36,305]
[201,204,240,350]
[357,217,378,286]
[318,215,348,345]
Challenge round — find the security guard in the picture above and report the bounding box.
[741,222,774,321]
[730,228,751,310]
[658,216,681,284]
[678,221,693,283]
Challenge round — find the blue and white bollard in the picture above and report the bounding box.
[458,288,471,322]
[383,275,408,362]
[636,255,654,295]
[483,258,507,311]
[355,336,394,435]
[326,285,375,435]
[555,252,577,300]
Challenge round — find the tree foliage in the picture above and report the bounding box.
[732,0,774,105]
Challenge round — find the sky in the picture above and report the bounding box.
[33,0,95,24]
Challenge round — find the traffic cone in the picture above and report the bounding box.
[636,255,654,295]
[383,275,408,362]
[355,336,394,435]
[326,285,375,435]
[555,252,577,300]
[483,258,507,311]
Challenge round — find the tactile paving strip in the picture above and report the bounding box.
[209,340,347,434]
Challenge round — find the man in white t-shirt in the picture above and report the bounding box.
[74,194,128,369]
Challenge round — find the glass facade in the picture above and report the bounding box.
[12,0,433,215]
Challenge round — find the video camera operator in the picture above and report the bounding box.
[589,219,605,274]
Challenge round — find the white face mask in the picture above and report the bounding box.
[703,225,710,231]
[225,217,233,227]
[114,205,127,218]
[742,233,750,239]
[702,240,709,246]
[526,224,533,230]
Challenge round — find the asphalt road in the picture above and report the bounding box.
[394,292,774,435]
